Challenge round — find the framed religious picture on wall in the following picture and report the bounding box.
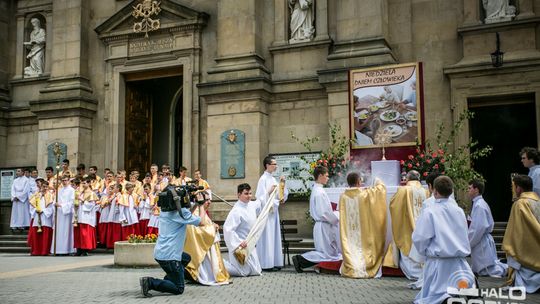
[349,62,423,149]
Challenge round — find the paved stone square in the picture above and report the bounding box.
[0,253,538,304]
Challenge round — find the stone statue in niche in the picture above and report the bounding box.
[23,18,46,77]
[482,0,516,24]
[288,0,315,44]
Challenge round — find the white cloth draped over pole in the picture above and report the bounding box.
[234,187,278,265]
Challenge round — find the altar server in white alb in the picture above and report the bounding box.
[51,175,76,255]
[412,176,474,304]
[223,183,262,277]
[255,155,288,270]
[10,168,31,230]
[467,179,507,277]
[293,166,341,272]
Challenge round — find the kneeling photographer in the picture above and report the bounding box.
[140,183,204,297]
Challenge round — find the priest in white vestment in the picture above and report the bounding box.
[467,179,507,277]
[255,155,288,270]
[51,176,76,254]
[502,175,540,293]
[10,168,31,229]
[293,166,341,272]
[223,183,262,277]
[412,176,474,304]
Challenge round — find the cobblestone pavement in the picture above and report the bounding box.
[0,253,538,304]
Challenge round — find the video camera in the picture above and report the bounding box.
[157,182,204,212]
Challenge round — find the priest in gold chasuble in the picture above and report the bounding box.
[389,170,429,281]
[184,192,230,285]
[339,178,387,278]
[502,175,540,293]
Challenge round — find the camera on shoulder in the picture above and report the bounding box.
[157,184,203,212]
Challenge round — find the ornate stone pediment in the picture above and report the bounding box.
[95,0,208,43]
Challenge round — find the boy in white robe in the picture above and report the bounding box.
[412,176,474,304]
[119,182,140,237]
[467,179,507,277]
[10,168,31,230]
[223,183,262,277]
[51,175,76,255]
[255,155,288,270]
[293,165,341,272]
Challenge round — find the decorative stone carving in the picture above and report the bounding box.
[482,0,516,24]
[288,0,315,44]
[23,18,46,77]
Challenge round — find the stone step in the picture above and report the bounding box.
[494,222,508,228]
[0,235,28,241]
[0,246,30,253]
[0,240,29,247]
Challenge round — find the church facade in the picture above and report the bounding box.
[1,0,540,216]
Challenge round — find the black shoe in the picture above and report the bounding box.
[292,256,303,273]
[75,249,83,256]
[261,268,275,272]
[139,277,152,297]
[273,267,282,271]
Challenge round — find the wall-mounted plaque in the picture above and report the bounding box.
[47,142,67,169]
[220,129,245,179]
[0,170,15,200]
[272,152,320,194]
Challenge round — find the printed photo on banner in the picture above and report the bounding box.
[349,63,422,149]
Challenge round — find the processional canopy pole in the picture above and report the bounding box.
[52,142,64,256]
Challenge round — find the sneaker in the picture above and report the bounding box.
[292,256,303,273]
[139,277,152,297]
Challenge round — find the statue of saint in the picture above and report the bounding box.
[482,0,516,24]
[24,18,46,77]
[288,0,315,44]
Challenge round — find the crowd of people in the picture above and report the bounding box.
[9,148,540,302]
[292,146,540,303]
[10,160,210,256]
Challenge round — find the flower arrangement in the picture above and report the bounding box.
[400,110,492,193]
[292,122,354,188]
[401,146,446,179]
[127,233,158,243]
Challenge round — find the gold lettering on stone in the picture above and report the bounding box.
[129,37,173,55]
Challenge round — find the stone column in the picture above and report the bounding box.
[33,0,96,171]
[200,0,272,192]
[0,0,15,166]
[516,0,535,19]
[208,0,269,81]
[327,0,395,67]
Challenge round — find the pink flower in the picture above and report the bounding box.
[423,172,428,177]
[400,160,405,165]
[420,153,425,158]
[432,152,437,158]
[440,159,445,163]
[407,163,413,168]
[415,162,420,167]
[434,164,439,169]
[408,155,414,160]
[426,159,431,164]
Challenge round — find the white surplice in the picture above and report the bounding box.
[529,165,540,198]
[119,195,139,226]
[10,176,31,228]
[255,171,288,269]
[223,200,262,277]
[197,233,229,285]
[138,195,152,221]
[30,194,54,228]
[77,191,97,227]
[468,195,507,277]
[507,256,540,293]
[302,183,342,263]
[412,198,473,304]
[52,186,76,254]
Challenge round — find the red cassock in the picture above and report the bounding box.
[28,225,53,256]
[74,224,96,250]
[106,222,122,249]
